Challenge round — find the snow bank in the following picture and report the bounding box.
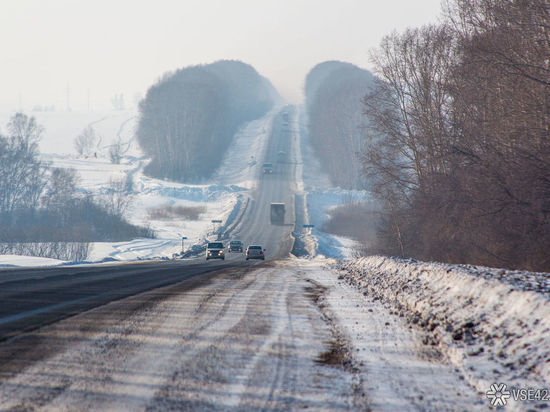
[338,256,550,404]
[0,255,65,268]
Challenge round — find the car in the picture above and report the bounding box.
[206,241,225,260]
[262,162,273,174]
[246,245,265,260]
[228,240,243,253]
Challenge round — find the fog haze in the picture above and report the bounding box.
[0,0,441,111]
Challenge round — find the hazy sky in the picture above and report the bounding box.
[0,0,442,111]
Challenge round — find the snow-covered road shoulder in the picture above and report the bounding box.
[337,256,550,410]
[299,257,485,410]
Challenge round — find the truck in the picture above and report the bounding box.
[270,203,285,225]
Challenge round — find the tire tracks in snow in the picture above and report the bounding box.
[0,262,370,411]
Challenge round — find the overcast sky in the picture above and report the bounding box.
[0,0,442,111]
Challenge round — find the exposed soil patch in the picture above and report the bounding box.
[315,339,350,368]
[303,284,325,304]
[303,278,368,409]
[322,201,379,248]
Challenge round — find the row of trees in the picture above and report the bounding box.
[361,0,550,271]
[137,60,279,182]
[305,61,375,189]
[0,113,152,260]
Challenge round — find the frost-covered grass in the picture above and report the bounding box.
[338,256,550,409]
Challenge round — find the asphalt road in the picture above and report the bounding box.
[0,106,298,342]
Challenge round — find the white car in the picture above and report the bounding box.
[246,245,265,260]
[206,242,225,260]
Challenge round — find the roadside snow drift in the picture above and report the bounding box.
[338,256,550,408]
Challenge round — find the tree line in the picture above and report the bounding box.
[361,0,550,271]
[137,60,279,182]
[0,113,153,260]
[304,61,375,189]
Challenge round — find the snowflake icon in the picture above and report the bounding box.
[486,383,511,407]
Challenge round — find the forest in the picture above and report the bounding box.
[305,61,375,189]
[360,0,550,271]
[137,60,279,182]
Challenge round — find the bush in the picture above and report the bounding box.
[322,202,380,248]
[148,205,206,221]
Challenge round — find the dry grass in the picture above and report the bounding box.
[148,205,206,221]
[322,202,380,245]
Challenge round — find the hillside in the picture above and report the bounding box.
[137,60,279,182]
[304,61,375,189]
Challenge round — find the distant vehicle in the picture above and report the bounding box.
[270,203,285,225]
[277,151,286,163]
[228,240,243,253]
[246,245,265,260]
[262,162,273,174]
[206,242,225,260]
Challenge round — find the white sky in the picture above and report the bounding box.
[0,0,442,111]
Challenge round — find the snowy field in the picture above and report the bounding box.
[0,108,277,266]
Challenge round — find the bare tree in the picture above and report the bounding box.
[74,126,98,157]
[109,137,123,164]
[102,177,133,218]
[359,0,550,270]
[0,113,46,213]
[42,167,79,210]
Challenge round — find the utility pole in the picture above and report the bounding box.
[66,83,71,112]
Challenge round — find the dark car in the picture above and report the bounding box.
[262,163,273,174]
[228,240,243,253]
